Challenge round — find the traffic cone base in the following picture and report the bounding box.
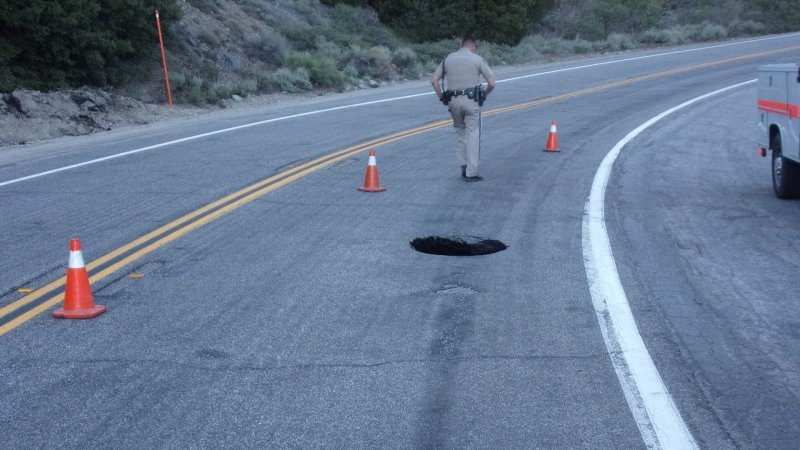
[544,120,559,152]
[358,185,386,192]
[358,148,386,192]
[53,304,107,319]
[52,238,106,320]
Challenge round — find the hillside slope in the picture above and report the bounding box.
[0,1,407,146]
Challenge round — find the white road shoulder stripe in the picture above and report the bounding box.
[1,34,796,189]
[582,80,755,449]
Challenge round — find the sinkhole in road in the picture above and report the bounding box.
[410,236,507,256]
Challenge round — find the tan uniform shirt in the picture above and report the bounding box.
[433,47,494,90]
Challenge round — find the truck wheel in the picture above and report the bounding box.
[771,133,800,199]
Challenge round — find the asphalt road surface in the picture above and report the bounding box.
[1,33,799,449]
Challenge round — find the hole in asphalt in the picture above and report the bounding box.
[410,236,507,256]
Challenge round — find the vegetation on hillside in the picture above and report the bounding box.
[1,0,797,103]
[341,0,546,45]
[0,0,181,92]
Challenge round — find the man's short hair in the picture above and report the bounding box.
[461,35,476,46]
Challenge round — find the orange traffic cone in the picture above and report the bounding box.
[52,238,106,319]
[544,120,559,152]
[357,148,386,192]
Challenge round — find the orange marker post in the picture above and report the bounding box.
[155,9,173,109]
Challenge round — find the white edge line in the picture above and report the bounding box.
[581,79,755,449]
[0,94,426,188]
[499,32,800,83]
[2,32,796,188]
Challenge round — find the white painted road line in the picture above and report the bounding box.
[582,79,755,449]
[501,33,800,83]
[1,34,797,189]
[0,95,423,188]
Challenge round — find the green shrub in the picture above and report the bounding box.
[699,23,728,41]
[539,38,573,56]
[283,26,317,51]
[172,75,208,105]
[267,67,313,93]
[208,81,235,102]
[234,78,258,96]
[315,35,347,62]
[291,0,326,26]
[198,30,220,47]
[411,39,460,64]
[510,35,543,63]
[367,46,393,79]
[189,68,218,98]
[189,76,204,90]
[391,47,416,68]
[392,47,423,78]
[727,19,765,36]
[590,36,635,53]
[0,0,181,90]
[286,52,344,87]
[477,42,514,66]
[421,59,440,74]
[224,19,245,39]
[346,45,372,78]
[184,88,204,105]
[202,78,257,101]
[329,3,369,32]
[572,39,592,54]
[367,0,536,45]
[328,3,397,48]
[606,33,637,51]
[192,0,222,15]
[169,72,188,91]
[0,41,15,92]
[216,52,244,71]
[341,62,360,83]
[640,28,687,45]
[244,28,289,66]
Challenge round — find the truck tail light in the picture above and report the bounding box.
[759,147,767,157]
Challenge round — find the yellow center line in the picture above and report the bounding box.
[2,45,799,336]
[0,122,445,321]
[487,46,800,116]
[0,123,447,334]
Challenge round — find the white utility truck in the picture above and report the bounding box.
[758,63,800,198]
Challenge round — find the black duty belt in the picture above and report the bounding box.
[441,85,486,106]
[446,89,469,97]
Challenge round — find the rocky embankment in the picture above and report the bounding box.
[0,89,191,146]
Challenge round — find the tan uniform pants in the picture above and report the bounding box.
[448,95,481,177]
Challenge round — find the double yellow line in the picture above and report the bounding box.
[2,45,798,336]
[487,46,800,116]
[0,122,447,336]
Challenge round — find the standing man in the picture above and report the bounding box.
[431,35,496,182]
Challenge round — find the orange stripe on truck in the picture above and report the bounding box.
[758,99,800,118]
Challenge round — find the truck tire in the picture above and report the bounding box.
[771,133,800,199]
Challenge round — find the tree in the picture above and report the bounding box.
[0,0,180,91]
[593,0,663,34]
[748,0,800,32]
[327,0,546,45]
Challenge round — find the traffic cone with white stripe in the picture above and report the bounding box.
[52,238,106,319]
[544,120,559,152]
[358,148,386,192]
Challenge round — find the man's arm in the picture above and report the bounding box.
[484,75,495,96]
[431,59,446,99]
[431,73,443,99]
[480,59,495,96]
